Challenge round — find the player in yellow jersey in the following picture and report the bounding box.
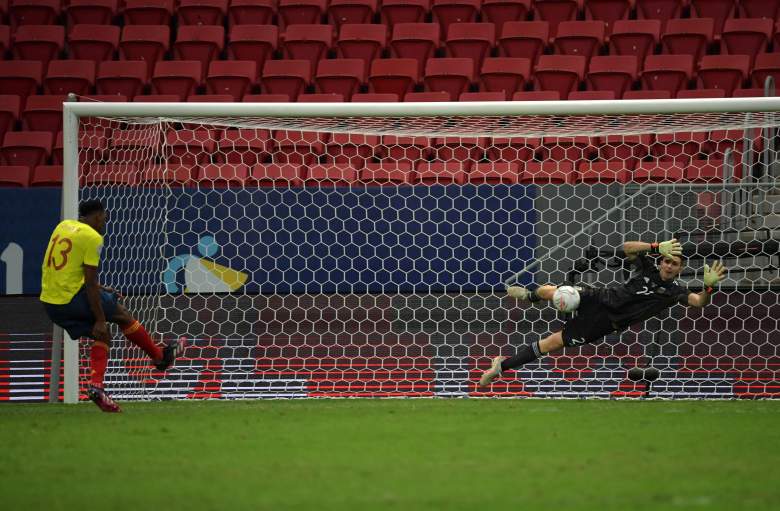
[40,200,185,412]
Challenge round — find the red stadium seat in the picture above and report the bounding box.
[690,0,735,38]
[636,0,682,31]
[351,93,399,102]
[297,92,344,101]
[380,0,430,27]
[661,17,713,62]
[206,60,256,100]
[623,89,671,99]
[166,129,216,165]
[0,25,9,55]
[198,163,250,187]
[68,24,119,62]
[8,0,60,29]
[533,54,586,100]
[498,21,549,64]
[368,58,419,100]
[228,0,274,27]
[569,90,614,100]
[481,0,531,33]
[404,91,450,101]
[0,95,20,142]
[30,164,62,186]
[752,53,780,90]
[512,90,560,100]
[243,93,291,102]
[431,0,481,39]
[415,161,469,185]
[583,0,631,34]
[460,91,507,101]
[84,164,140,186]
[633,160,685,182]
[652,131,707,162]
[479,57,531,99]
[553,20,605,60]
[304,163,359,187]
[217,129,273,165]
[537,135,594,162]
[151,61,202,101]
[433,136,486,162]
[519,160,574,184]
[740,0,780,20]
[327,0,377,28]
[697,55,749,97]
[576,160,631,183]
[22,94,64,132]
[640,54,694,96]
[609,19,660,61]
[733,88,767,98]
[486,135,536,162]
[141,164,197,186]
[250,163,303,187]
[468,162,520,184]
[391,23,440,75]
[64,0,117,26]
[598,133,651,163]
[178,0,228,26]
[686,158,730,183]
[227,24,277,76]
[277,0,326,28]
[44,59,95,96]
[134,94,180,102]
[381,135,432,162]
[281,24,334,73]
[273,130,328,164]
[336,24,387,75]
[586,55,637,99]
[315,59,365,101]
[533,0,579,38]
[446,23,496,75]
[677,88,726,99]
[110,128,161,152]
[12,25,64,67]
[174,25,225,80]
[119,25,170,69]
[123,0,174,25]
[0,166,30,187]
[187,93,234,101]
[360,161,414,186]
[1,131,52,169]
[423,57,473,101]
[261,59,311,100]
[96,60,147,98]
[721,18,772,67]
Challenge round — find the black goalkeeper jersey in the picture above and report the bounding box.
[593,254,690,329]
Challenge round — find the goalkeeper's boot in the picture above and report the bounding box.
[154,336,187,372]
[507,286,534,302]
[478,356,506,390]
[87,385,121,413]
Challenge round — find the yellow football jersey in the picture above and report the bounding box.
[40,219,104,305]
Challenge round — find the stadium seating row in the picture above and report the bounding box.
[0,158,736,187]
[3,0,780,36]
[2,52,779,105]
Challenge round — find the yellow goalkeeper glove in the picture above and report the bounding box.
[703,260,726,288]
[652,239,682,258]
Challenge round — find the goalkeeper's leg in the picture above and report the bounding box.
[478,332,563,389]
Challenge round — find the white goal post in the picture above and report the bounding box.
[59,97,780,402]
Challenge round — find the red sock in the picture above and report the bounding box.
[90,341,109,387]
[123,321,163,361]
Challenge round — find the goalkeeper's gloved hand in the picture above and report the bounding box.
[703,260,726,288]
[653,239,682,258]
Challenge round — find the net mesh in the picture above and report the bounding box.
[73,107,780,399]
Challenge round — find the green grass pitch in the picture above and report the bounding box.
[1,400,778,511]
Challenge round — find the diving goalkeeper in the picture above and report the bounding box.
[478,239,727,388]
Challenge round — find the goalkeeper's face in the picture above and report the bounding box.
[659,256,683,281]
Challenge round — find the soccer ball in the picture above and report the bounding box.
[552,286,580,313]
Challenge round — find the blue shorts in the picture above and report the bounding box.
[42,287,120,340]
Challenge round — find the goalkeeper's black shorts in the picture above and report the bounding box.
[561,289,619,347]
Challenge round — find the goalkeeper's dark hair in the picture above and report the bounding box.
[78,199,105,218]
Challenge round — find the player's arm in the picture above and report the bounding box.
[84,264,110,342]
[623,239,682,261]
[687,260,726,308]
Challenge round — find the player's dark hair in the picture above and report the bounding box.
[78,199,105,218]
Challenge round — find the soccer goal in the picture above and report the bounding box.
[58,97,780,403]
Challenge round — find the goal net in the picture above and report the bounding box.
[63,99,780,400]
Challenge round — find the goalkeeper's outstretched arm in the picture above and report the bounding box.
[688,260,726,308]
[623,239,682,261]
